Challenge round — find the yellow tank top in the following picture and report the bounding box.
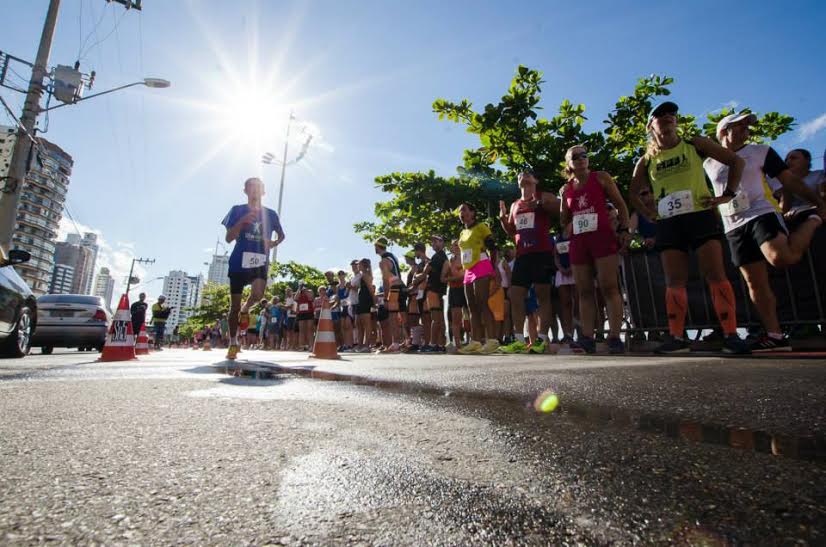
[458,223,492,268]
[647,139,712,214]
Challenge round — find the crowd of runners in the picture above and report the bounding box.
[216,103,826,359]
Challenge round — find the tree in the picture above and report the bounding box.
[357,66,795,247]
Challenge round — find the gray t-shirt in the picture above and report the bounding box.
[788,169,825,212]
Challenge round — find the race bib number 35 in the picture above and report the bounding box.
[657,190,694,219]
[515,212,535,230]
[573,213,598,235]
[242,252,266,269]
[718,191,750,216]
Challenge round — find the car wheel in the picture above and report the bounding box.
[41,346,54,355]
[0,307,33,358]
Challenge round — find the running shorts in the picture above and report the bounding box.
[448,286,467,309]
[377,306,389,322]
[726,212,787,268]
[570,232,618,266]
[463,258,494,285]
[228,267,268,294]
[511,252,555,288]
[655,209,722,253]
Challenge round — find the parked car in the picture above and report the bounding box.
[0,250,37,358]
[31,294,111,354]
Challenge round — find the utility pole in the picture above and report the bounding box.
[272,110,294,264]
[0,0,61,254]
[125,257,155,296]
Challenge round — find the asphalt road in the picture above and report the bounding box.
[0,348,824,545]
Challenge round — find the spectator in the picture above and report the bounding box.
[130,292,149,336]
[150,296,173,350]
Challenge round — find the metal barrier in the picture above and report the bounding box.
[622,226,826,346]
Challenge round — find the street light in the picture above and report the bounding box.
[41,77,171,112]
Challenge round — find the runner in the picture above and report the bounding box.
[561,146,630,354]
[781,148,825,218]
[553,228,576,345]
[497,247,514,343]
[283,287,297,350]
[403,250,423,352]
[221,177,285,360]
[498,170,560,354]
[412,244,432,351]
[423,235,449,352]
[268,296,282,350]
[704,113,826,351]
[348,260,362,350]
[445,239,467,353]
[336,270,353,351]
[297,285,315,351]
[355,258,375,352]
[457,202,499,354]
[630,101,749,354]
[374,238,404,353]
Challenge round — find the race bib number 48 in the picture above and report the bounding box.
[241,252,266,269]
[657,190,694,219]
[515,212,535,230]
[718,191,750,216]
[573,213,598,235]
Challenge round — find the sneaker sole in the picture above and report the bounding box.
[751,346,792,353]
[655,348,691,354]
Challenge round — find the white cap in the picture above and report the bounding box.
[716,112,757,139]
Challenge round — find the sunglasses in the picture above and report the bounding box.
[570,152,588,161]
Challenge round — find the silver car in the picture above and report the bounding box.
[31,294,111,354]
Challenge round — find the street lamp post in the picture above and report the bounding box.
[125,257,155,296]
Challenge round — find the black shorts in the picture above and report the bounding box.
[448,287,467,309]
[377,306,389,322]
[229,267,268,294]
[656,209,722,252]
[297,312,314,322]
[726,212,787,268]
[511,251,555,288]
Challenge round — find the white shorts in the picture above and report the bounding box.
[555,270,574,287]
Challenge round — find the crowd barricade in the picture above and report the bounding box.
[621,226,826,350]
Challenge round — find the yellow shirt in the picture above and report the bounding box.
[459,223,492,268]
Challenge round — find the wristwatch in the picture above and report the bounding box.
[722,187,737,198]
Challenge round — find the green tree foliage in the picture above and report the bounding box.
[357,66,795,247]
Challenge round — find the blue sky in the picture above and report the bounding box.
[3,0,825,301]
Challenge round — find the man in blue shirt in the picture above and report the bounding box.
[221,177,285,359]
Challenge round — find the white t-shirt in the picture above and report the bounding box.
[703,144,787,233]
[788,169,825,213]
[348,273,362,306]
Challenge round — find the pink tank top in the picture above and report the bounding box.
[563,171,613,238]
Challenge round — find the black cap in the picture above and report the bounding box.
[413,242,426,252]
[647,101,678,123]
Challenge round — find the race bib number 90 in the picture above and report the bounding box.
[573,213,598,235]
[241,252,266,269]
[718,191,750,216]
[657,190,694,219]
[515,212,535,230]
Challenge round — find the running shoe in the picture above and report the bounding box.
[607,337,625,354]
[529,340,547,354]
[479,339,500,354]
[445,343,458,354]
[458,341,483,354]
[749,335,792,353]
[382,343,401,354]
[571,336,596,354]
[226,344,240,360]
[722,334,751,355]
[402,344,420,354]
[498,339,530,354]
[654,337,691,354]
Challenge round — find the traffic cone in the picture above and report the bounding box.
[310,298,340,360]
[99,294,137,362]
[135,324,150,355]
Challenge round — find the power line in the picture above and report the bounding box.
[79,6,127,62]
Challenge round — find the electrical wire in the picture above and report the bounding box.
[62,200,84,238]
[78,7,127,62]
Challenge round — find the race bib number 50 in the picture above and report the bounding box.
[242,252,266,269]
[573,213,598,235]
[657,190,694,219]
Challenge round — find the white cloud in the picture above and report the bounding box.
[56,217,154,305]
[796,113,826,143]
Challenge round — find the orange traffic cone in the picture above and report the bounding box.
[310,298,340,360]
[99,294,137,362]
[135,324,150,355]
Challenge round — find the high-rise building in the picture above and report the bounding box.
[93,267,115,310]
[50,263,75,294]
[207,253,229,285]
[50,233,96,295]
[1,126,73,295]
[66,232,99,294]
[160,271,204,331]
